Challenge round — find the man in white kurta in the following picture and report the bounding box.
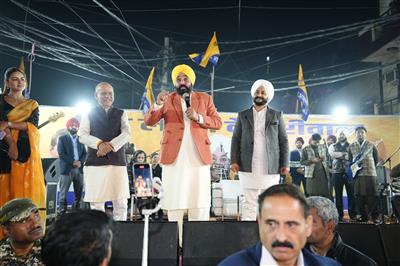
[230,79,289,221]
[144,64,222,245]
[78,82,131,221]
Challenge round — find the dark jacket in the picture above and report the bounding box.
[230,106,289,174]
[57,134,86,175]
[324,232,377,266]
[85,106,126,166]
[218,243,341,266]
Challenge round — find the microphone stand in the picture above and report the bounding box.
[141,189,163,266]
[141,202,162,266]
[374,145,400,223]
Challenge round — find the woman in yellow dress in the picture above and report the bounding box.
[0,67,46,239]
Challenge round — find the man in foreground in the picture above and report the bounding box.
[0,198,44,265]
[218,184,339,266]
[42,209,114,266]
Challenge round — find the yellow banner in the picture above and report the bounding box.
[39,106,400,167]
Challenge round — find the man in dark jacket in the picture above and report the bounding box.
[306,196,377,266]
[57,118,87,215]
[218,184,339,266]
[290,137,306,195]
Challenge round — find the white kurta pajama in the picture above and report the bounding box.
[161,97,211,246]
[79,109,131,221]
[239,107,280,221]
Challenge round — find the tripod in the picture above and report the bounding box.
[370,182,390,224]
[372,146,400,223]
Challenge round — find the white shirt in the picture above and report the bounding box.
[252,106,268,176]
[260,245,305,266]
[68,133,79,160]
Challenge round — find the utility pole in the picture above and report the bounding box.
[266,56,270,76]
[159,37,173,92]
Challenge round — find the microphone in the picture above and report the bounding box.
[183,92,191,108]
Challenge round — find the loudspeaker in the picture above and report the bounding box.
[43,158,60,219]
[337,223,386,266]
[379,224,400,266]
[182,221,259,266]
[110,221,178,266]
[43,158,60,183]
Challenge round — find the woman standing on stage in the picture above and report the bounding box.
[0,67,46,239]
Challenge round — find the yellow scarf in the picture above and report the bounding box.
[0,99,46,236]
[7,99,38,122]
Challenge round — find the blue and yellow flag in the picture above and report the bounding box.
[141,67,155,114]
[297,64,309,121]
[189,32,220,68]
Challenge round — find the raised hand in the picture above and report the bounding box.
[156,90,169,106]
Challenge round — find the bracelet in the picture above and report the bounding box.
[7,122,12,128]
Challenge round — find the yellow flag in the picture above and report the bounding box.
[19,57,26,73]
[297,64,308,98]
[142,67,155,113]
[18,56,28,87]
[200,32,220,67]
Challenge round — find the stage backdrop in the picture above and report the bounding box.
[39,106,400,167]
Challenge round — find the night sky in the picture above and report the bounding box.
[1,0,392,113]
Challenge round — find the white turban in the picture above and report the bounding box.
[250,79,274,104]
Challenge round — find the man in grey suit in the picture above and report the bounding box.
[230,79,289,220]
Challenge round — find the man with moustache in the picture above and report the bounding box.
[57,117,87,215]
[0,198,44,265]
[348,126,379,222]
[218,184,339,266]
[328,131,356,221]
[230,79,289,221]
[79,82,131,221]
[301,133,331,199]
[144,64,222,245]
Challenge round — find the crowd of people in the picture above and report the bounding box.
[289,126,381,223]
[0,63,393,266]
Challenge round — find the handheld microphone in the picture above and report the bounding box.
[183,92,190,108]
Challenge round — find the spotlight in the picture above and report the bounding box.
[332,106,349,121]
[75,101,92,115]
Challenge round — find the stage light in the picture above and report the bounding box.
[332,106,349,121]
[75,101,92,115]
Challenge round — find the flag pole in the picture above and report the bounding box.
[211,65,215,99]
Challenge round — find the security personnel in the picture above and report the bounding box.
[0,198,44,265]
